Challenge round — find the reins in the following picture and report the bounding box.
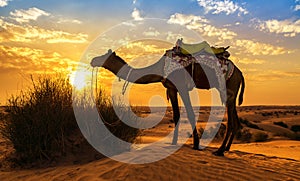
[91,67,116,127]
[122,68,132,95]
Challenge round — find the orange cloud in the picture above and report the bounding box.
[0,17,88,44]
[0,45,79,74]
[245,69,300,82]
[235,39,290,56]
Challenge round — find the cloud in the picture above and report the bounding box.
[142,27,160,37]
[131,8,143,21]
[114,40,169,66]
[168,13,237,40]
[248,70,300,82]
[295,0,300,11]
[133,0,137,5]
[233,57,266,65]
[0,17,88,44]
[0,0,11,7]
[243,68,300,82]
[57,18,82,24]
[168,13,209,25]
[10,7,50,23]
[235,39,289,56]
[0,45,78,74]
[257,19,300,37]
[167,13,294,56]
[197,0,248,16]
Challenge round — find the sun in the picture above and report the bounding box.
[69,69,92,90]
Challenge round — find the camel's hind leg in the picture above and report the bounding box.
[178,88,199,150]
[213,89,235,156]
[225,105,241,151]
[224,70,244,151]
[168,88,180,145]
[213,104,233,156]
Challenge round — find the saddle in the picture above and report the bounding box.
[176,38,230,57]
[164,39,234,81]
[163,39,233,104]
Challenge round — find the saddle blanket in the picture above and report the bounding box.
[164,51,234,81]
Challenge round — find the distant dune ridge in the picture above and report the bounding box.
[1,106,300,180]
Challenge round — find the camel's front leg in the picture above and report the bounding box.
[178,88,199,150]
[168,88,180,145]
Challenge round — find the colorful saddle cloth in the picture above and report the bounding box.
[164,44,234,104]
[164,49,234,81]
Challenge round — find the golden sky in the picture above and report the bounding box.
[1,0,300,106]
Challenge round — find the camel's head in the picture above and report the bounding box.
[90,49,114,68]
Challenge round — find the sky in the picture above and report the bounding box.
[0,0,300,106]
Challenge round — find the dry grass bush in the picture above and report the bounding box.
[239,118,262,130]
[236,128,252,142]
[253,132,269,142]
[1,75,75,163]
[291,125,300,133]
[94,89,140,146]
[273,121,288,128]
[198,122,226,141]
[1,75,140,165]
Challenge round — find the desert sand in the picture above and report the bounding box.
[0,106,300,181]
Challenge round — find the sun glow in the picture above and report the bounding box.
[69,69,92,90]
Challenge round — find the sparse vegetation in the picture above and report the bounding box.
[1,75,76,163]
[198,122,226,141]
[273,121,288,128]
[0,74,140,165]
[291,125,300,133]
[236,128,252,142]
[253,132,268,142]
[239,118,262,130]
[262,112,273,117]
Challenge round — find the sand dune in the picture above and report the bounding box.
[0,143,299,181]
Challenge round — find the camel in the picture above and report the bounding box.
[90,47,245,156]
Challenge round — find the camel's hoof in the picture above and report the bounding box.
[193,146,200,150]
[213,151,224,156]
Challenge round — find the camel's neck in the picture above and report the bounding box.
[104,55,164,84]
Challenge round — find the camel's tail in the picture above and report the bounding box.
[238,74,245,106]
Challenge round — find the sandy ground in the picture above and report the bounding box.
[0,106,300,180]
[0,143,299,181]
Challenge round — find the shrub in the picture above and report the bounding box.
[198,123,226,141]
[94,89,140,145]
[291,125,300,133]
[253,132,268,142]
[2,75,75,163]
[273,121,288,128]
[239,118,261,130]
[236,128,252,142]
[1,75,140,164]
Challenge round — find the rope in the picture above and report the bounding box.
[192,59,195,79]
[122,68,132,95]
[91,68,116,127]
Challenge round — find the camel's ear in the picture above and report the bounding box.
[108,49,112,54]
[224,46,230,50]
